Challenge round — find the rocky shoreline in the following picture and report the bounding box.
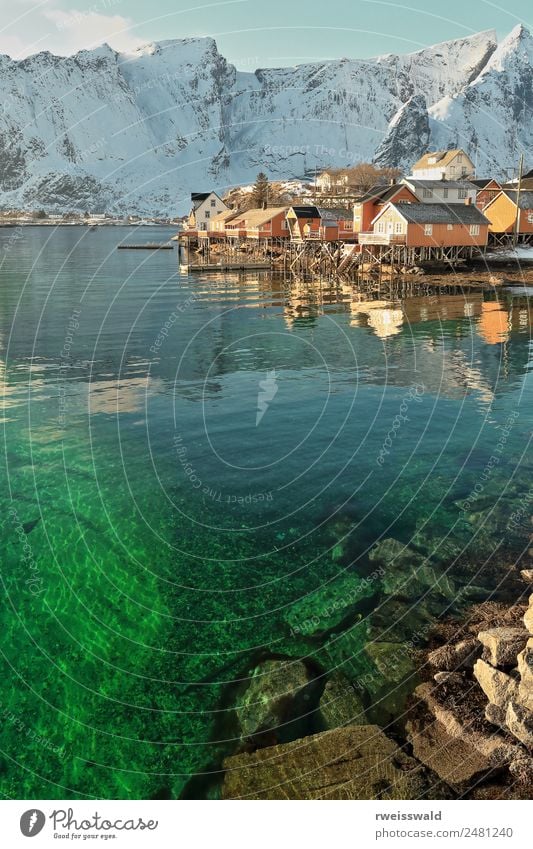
[221,570,533,799]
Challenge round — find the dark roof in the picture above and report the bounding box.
[470,178,501,189]
[501,190,533,208]
[522,168,533,179]
[191,192,211,202]
[318,207,351,220]
[502,179,533,192]
[390,202,489,225]
[291,206,321,218]
[354,184,393,203]
[405,179,476,190]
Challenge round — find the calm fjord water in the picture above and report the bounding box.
[1,226,532,799]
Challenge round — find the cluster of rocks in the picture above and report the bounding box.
[219,525,533,800]
[222,657,435,799]
[407,573,533,798]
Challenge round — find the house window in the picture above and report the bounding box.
[211,199,217,207]
[395,221,402,233]
[458,189,468,199]
[377,222,384,233]
[450,166,456,176]
[447,224,453,231]
[205,211,210,219]
[423,189,432,198]
[457,154,463,163]
[424,224,433,236]
[281,219,288,229]
[527,212,533,223]
[469,224,480,236]
[443,188,448,199]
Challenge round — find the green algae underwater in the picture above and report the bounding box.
[1,226,532,799]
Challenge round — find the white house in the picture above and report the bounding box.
[315,170,351,194]
[401,178,477,205]
[410,149,475,181]
[188,192,229,230]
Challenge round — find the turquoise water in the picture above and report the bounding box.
[1,226,532,799]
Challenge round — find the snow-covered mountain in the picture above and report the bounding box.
[0,26,530,214]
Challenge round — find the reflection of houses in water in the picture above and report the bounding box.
[478,302,510,345]
[402,293,483,325]
[349,299,404,338]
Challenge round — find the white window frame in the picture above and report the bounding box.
[458,189,468,199]
[394,221,402,234]
[527,212,533,223]
[469,224,480,236]
[443,188,448,199]
[447,224,453,231]
[423,188,432,198]
[424,224,433,236]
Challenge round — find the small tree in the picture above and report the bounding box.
[252,172,269,208]
[34,209,48,220]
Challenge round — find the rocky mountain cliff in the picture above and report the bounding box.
[0,26,531,214]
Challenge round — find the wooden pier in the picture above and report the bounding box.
[175,231,487,279]
[117,243,174,250]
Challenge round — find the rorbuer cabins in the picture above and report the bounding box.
[482,190,533,242]
[352,184,418,234]
[360,202,490,250]
[286,206,355,241]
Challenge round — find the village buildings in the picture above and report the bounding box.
[482,190,533,239]
[361,202,489,249]
[181,147,532,267]
[401,178,477,205]
[188,192,229,230]
[471,179,503,209]
[352,184,418,234]
[410,148,475,180]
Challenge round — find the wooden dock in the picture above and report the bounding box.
[117,243,174,250]
[182,261,272,272]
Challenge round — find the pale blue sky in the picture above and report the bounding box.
[0,0,531,65]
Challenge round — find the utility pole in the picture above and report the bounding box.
[513,152,524,248]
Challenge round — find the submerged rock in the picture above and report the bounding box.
[369,537,455,600]
[222,725,426,800]
[364,641,418,725]
[236,659,316,743]
[319,673,366,729]
[285,570,379,638]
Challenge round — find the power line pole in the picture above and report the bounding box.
[513,152,524,248]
